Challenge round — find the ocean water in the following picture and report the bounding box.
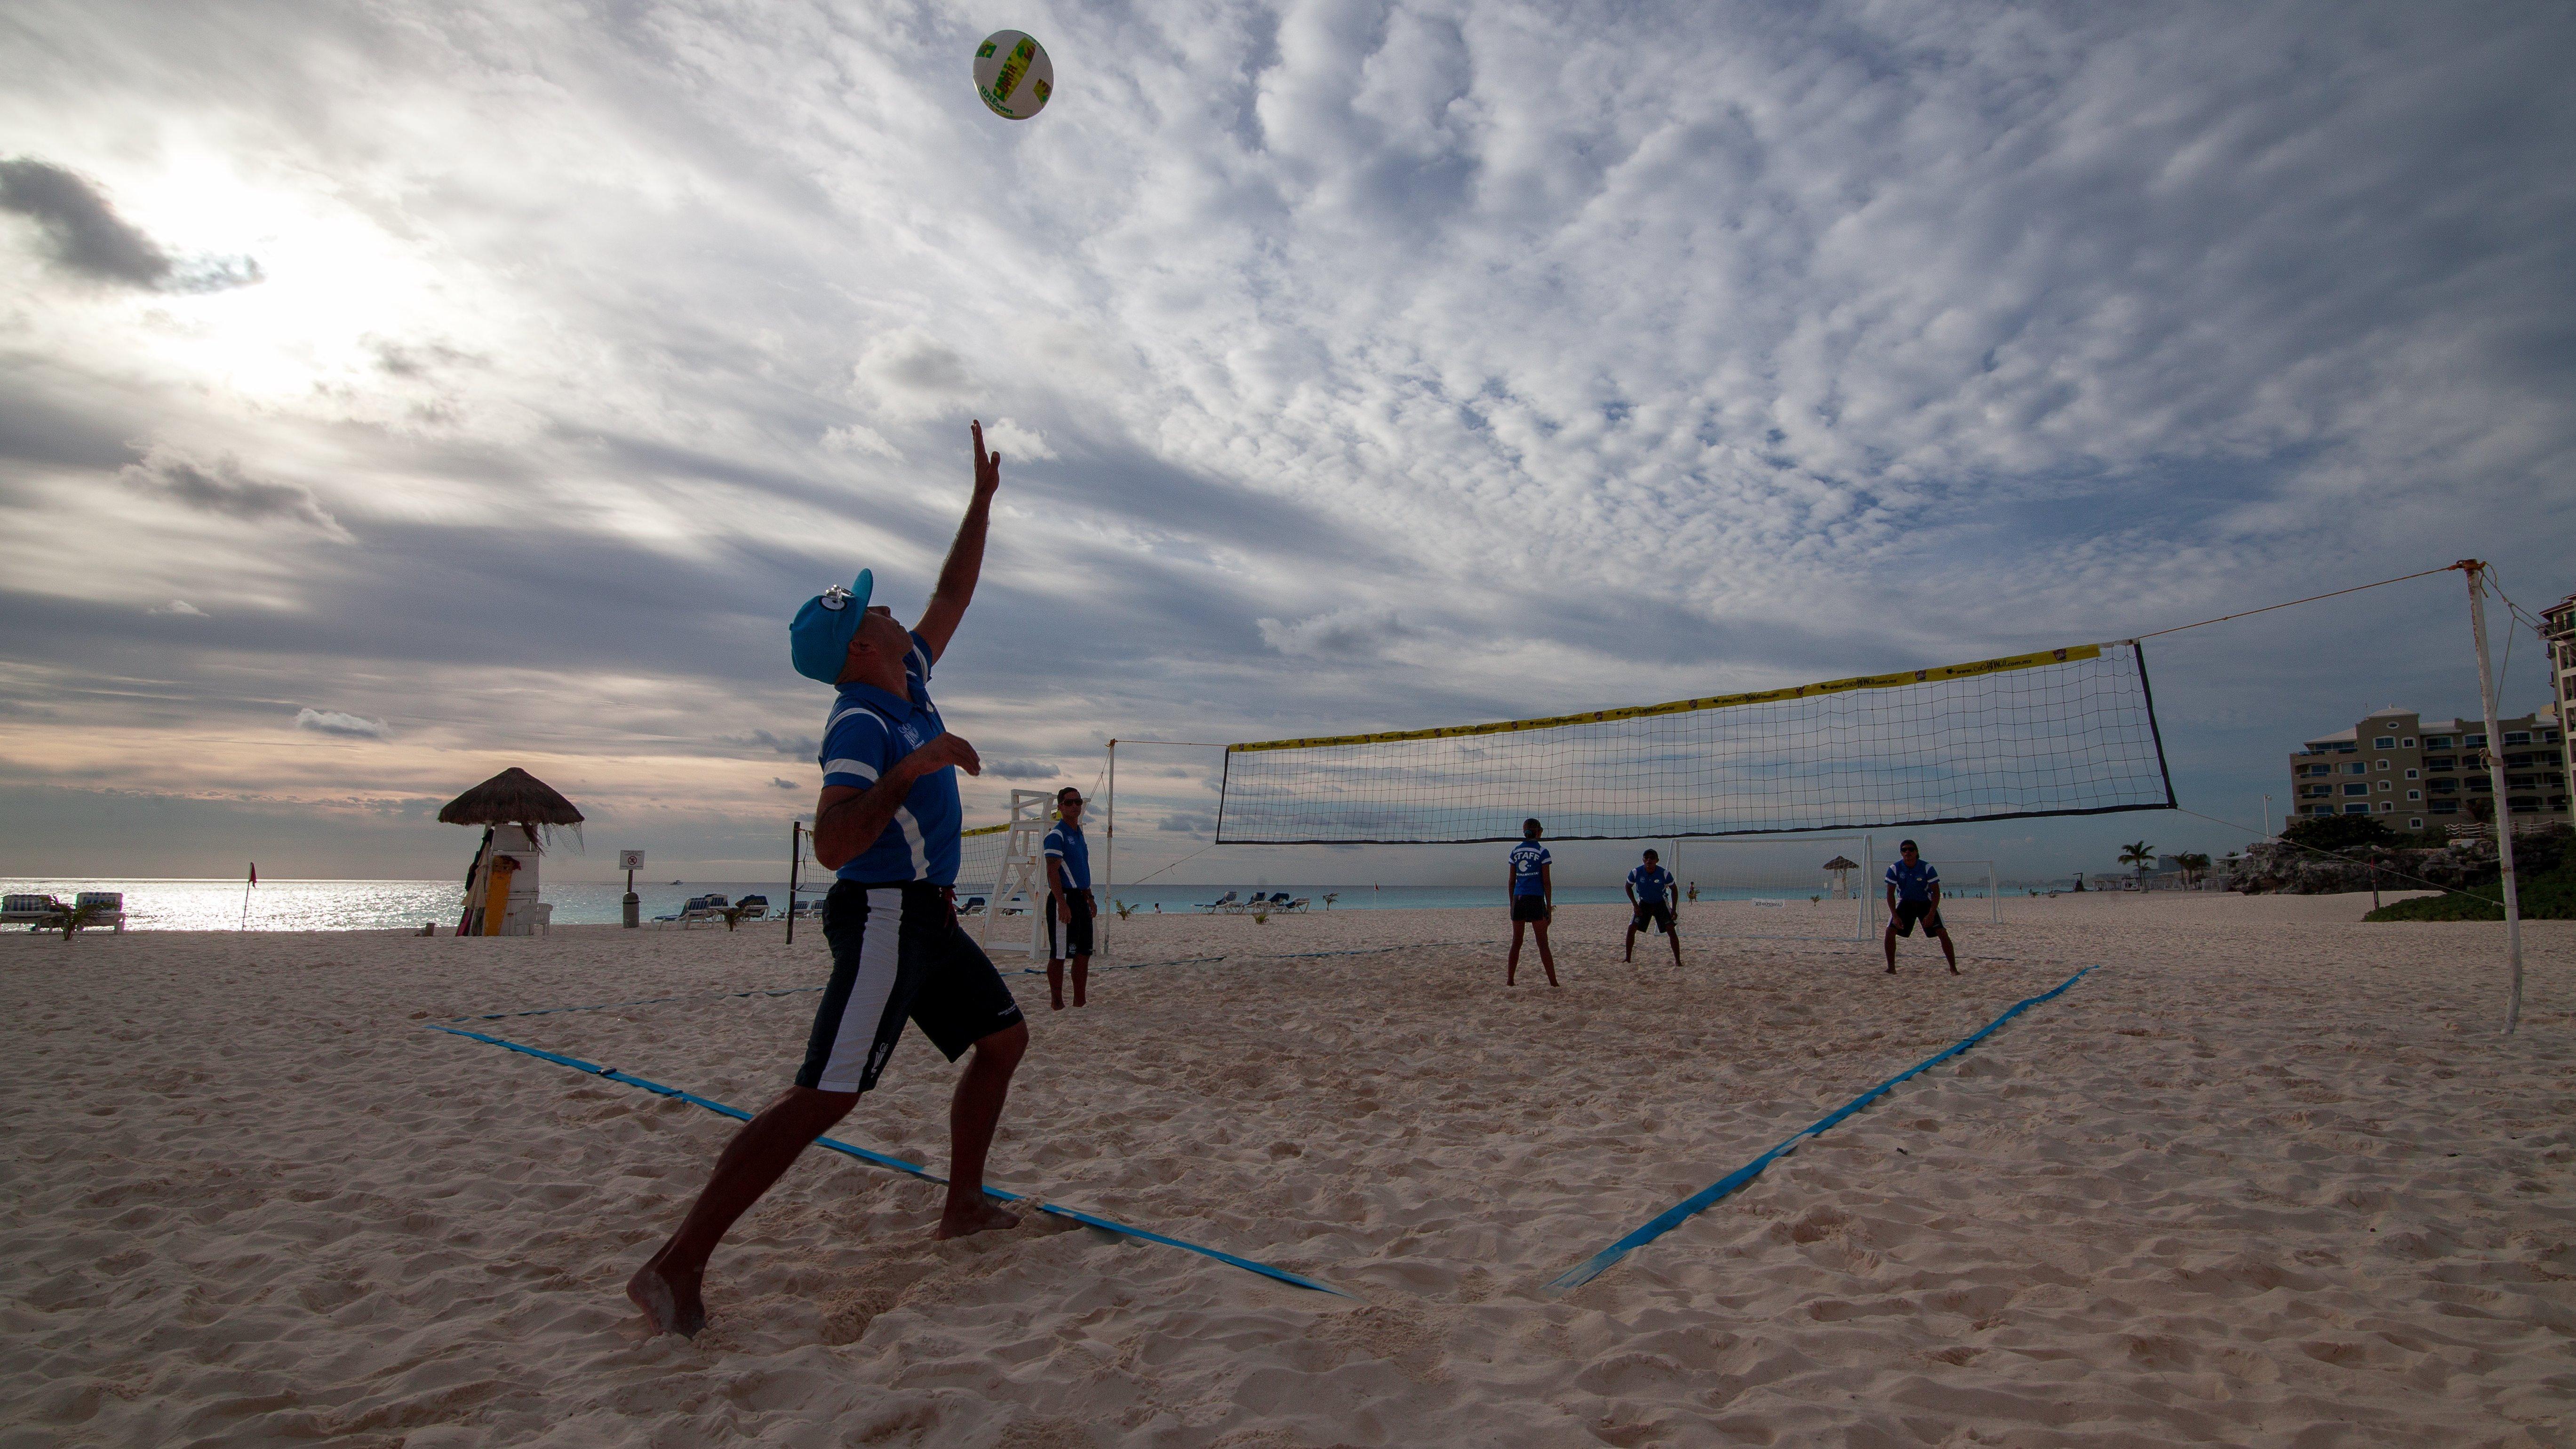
[1,876,2015,932]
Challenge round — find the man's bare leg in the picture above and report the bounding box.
[1046,956,1066,1010]
[935,1021,1028,1239]
[1533,920,1559,987]
[1624,922,1637,962]
[1883,924,1900,971]
[1507,919,1525,985]
[626,1084,857,1336]
[1937,928,1959,973]
[1665,923,1683,968]
[1070,953,1089,1008]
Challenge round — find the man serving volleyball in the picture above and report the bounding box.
[627,422,1027,1338]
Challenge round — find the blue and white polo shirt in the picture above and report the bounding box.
[1508,840,1551,895]
[1042,818,1091,892]
[819,630,962,885]
[1885,858,1939,902]
[1627,863,1675,906]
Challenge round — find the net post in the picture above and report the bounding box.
[1862,836,1874,940]
[2461,562,2524,1033]
[786,820,800,947]
[1103,740,1116,960]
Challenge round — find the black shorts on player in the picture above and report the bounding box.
[1510,895,1550,923]
[1631,901,1675,935]
[1046,889,1094,958]
[797,881,1025,1095]
[1891,899,1946,937]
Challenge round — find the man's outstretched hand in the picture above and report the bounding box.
[972,419,1002,499]
[907,732,982,779]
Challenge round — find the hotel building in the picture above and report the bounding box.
[2288,705,2568,830]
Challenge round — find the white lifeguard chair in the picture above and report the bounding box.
[974,789,1054,957]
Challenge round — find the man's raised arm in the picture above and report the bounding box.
[914,420,1004,662]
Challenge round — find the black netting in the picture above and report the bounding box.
[1218,643,2172,843]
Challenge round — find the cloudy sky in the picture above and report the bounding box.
[2,0,2570,885]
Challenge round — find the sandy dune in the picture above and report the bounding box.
[3,893,2570,1446]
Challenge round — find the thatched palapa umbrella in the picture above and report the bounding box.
[1822,854,1859,899]
[441,768,584,936]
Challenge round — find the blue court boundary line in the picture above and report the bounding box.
[1545,964,2098,1293]
[419,1023,1349,1298]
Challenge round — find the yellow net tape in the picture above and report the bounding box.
[1229,643,2109,754]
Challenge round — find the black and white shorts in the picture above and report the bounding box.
[1891,899,1946,937]
[1046,890,1094,959]
[796,881,1024,1095]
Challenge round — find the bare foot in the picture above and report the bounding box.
[1051,996,1064,1011]
[625,1255,707,1338]
[934,1198,1021,1240]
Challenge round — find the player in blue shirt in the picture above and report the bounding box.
[1043,786,1096,1011]
[630,422,1027,1338]
[1504,817,1558,987]
[1624,848,1683,966]
[1882,838,1958,974]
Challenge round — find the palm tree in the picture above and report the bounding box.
[42,899,112,941]
[2118,840,2157,888]
[2171,851,2212,886]
[1322,892,1340,911]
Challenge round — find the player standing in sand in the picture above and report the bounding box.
[1504,817,1558,987]
[1043,785,1096,1010]
[627,422,1029,1338]
[1882,838,1959,974]
[1624,847,1683,966]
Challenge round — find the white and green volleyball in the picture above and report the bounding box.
[972,30,1053,120]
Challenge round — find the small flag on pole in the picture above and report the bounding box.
[241,863,256,931]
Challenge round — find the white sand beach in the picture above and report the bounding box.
[4,893,2571,1446]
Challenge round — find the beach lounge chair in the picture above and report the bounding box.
[735,894,770,921]
[75,892,127,933]
[4,893,65,928]
[1196,891,1238,913]
[1283,897,1309,912]
[959,896,986,913]
[678,893,732,928]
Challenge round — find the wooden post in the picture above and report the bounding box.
[2460,560,2524,1033]
[786,821,802,947]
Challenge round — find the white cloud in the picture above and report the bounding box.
[294,709,387,740]
[981,417,1056,462]
[820,423,899,459]
[149,599,207,616]
[1257,607,1414,660]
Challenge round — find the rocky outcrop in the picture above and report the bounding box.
[2227,839,2487,896]
[2226,826,2566,896]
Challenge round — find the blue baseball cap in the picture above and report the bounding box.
[789,568,873,684]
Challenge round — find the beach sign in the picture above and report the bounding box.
[973,30,1053,119]
[619,850,646,871]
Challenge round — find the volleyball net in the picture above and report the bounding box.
[1215,640,2173,844]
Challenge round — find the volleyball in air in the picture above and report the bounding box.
[973,30,1053,120]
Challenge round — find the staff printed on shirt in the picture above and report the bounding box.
[1502,818,1559,988]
